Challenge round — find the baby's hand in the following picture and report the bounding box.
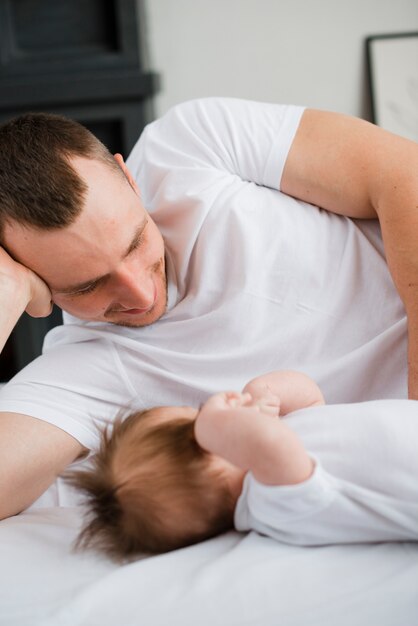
[246,389,281,417]
[201,389,280,418]
[242,379,281,417]
[201,391,252,413]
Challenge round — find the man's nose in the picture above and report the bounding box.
[112,265,155,308]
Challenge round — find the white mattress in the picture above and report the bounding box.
[1,506,417,626]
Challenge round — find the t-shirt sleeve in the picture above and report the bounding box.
[0,334,138,452]
[127,97,305,200]
[234,458,418,545]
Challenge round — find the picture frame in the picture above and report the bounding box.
[366,32,418,142]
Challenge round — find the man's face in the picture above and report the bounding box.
[3,157,168,327]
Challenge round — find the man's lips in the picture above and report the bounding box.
[118,307,151,315]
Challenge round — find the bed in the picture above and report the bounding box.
[1,503,417,626]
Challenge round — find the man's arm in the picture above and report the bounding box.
[0,247,85,519]
[0,413,86,519]
[195,391,313,486]
[243,370,325,416]
[281,110,418,397]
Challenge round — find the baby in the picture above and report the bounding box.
[68,371,418,560]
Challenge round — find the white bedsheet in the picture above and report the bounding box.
[1,507,417,626]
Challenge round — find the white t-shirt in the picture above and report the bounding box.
[235,400,418,544]
[0,98,407,466]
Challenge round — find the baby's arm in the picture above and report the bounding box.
[194,392,313,486]
[243,370,325,416]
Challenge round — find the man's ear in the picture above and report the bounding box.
[114,153,141,196]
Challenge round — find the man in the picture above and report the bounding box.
[0,98,417,521]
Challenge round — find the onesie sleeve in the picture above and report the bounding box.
[234,458,418,545]
[127,97,305,200]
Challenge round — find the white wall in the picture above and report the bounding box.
[142,0,418,119]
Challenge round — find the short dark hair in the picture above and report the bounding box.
[0,112,120,237]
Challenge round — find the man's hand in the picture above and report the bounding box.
[0,246,52,318]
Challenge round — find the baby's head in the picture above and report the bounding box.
[67,405,239,560]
